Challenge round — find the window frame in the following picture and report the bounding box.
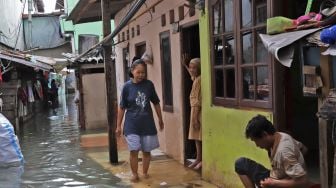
[209,0,273,109]
[122,47,130,82]
[159,31,174,112]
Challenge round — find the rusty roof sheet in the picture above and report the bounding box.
[67,0,133,24]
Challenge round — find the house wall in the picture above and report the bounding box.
[198,3,272,187]
[23,16,67,49]
[0,0,25,50]
[114,0,199,162]
[81,72,107,130]
[61,0,114,53]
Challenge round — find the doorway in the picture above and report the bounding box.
[181,24,200,165]
[283,44,321,182]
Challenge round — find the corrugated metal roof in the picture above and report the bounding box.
[0,50,53,71]
[55,0,64,10]
[67,0,133,24]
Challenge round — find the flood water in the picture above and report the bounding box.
[2,94,128,188]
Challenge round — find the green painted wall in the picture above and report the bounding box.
[61,0,114,52]
[199,9,273,187]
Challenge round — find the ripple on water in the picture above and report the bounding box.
[63,181,87,186]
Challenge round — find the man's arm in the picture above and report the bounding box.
[260,176,309,188]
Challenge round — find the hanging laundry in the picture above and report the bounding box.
[34,80,43,100]
[26,81,35,103]
[17,87,28,106]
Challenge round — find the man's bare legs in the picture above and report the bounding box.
[238,175,255,188]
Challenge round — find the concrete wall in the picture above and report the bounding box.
[199,3,272,187]
[114,0,199,163]
[82,72,107,130]
[62,0,114,53]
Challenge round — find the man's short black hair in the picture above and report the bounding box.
[245,115,276,139]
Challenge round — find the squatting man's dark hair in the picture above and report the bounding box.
[245,115,276,139]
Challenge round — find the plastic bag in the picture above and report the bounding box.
[0,113,24,167]
[267,16,294,34]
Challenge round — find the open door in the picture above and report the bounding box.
[181,24,200,166]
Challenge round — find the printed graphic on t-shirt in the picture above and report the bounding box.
[135,91,147,112]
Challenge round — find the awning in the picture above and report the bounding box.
[0,51,53,71]
[259,28,323,67]
[66,0,133,24]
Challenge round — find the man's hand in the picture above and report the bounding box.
[260,178,277,188]
[260,176,310,188]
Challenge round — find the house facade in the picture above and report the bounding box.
[200,0,324,187]
[113,0,201,163]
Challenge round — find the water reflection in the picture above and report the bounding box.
[13,94,127,188]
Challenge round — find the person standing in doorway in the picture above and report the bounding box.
[116,59,164,182]
[182,55,202,170]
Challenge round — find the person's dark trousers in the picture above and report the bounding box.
[235,157,270,188]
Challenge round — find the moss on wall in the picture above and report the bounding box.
[199,9,272,187]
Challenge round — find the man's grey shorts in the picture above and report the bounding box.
[125,134,159,152]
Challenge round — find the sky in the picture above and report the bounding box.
[24,0,56,13]
[43,0,56,13]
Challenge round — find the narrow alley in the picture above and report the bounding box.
[3,93,216,188]
[17,94,126,187]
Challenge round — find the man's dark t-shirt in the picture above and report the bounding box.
[120,79,160,136]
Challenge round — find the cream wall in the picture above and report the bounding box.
[114,0,199,162]
[82,73,108,130]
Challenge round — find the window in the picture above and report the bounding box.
[169,9,175,24]
[161,14,166,27]
[78,34,99,54]
[123,48,130,82]
[210,0,272,108]
[189,0,196,17]
[179,6,184,21]
[136,25,140,36]
[160,31,174,112]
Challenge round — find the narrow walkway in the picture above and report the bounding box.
[81,133,218,188]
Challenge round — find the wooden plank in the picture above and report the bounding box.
[319,116,329,188]
[319,48,333,187]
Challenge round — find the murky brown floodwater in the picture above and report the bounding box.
[1,94,129,188]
